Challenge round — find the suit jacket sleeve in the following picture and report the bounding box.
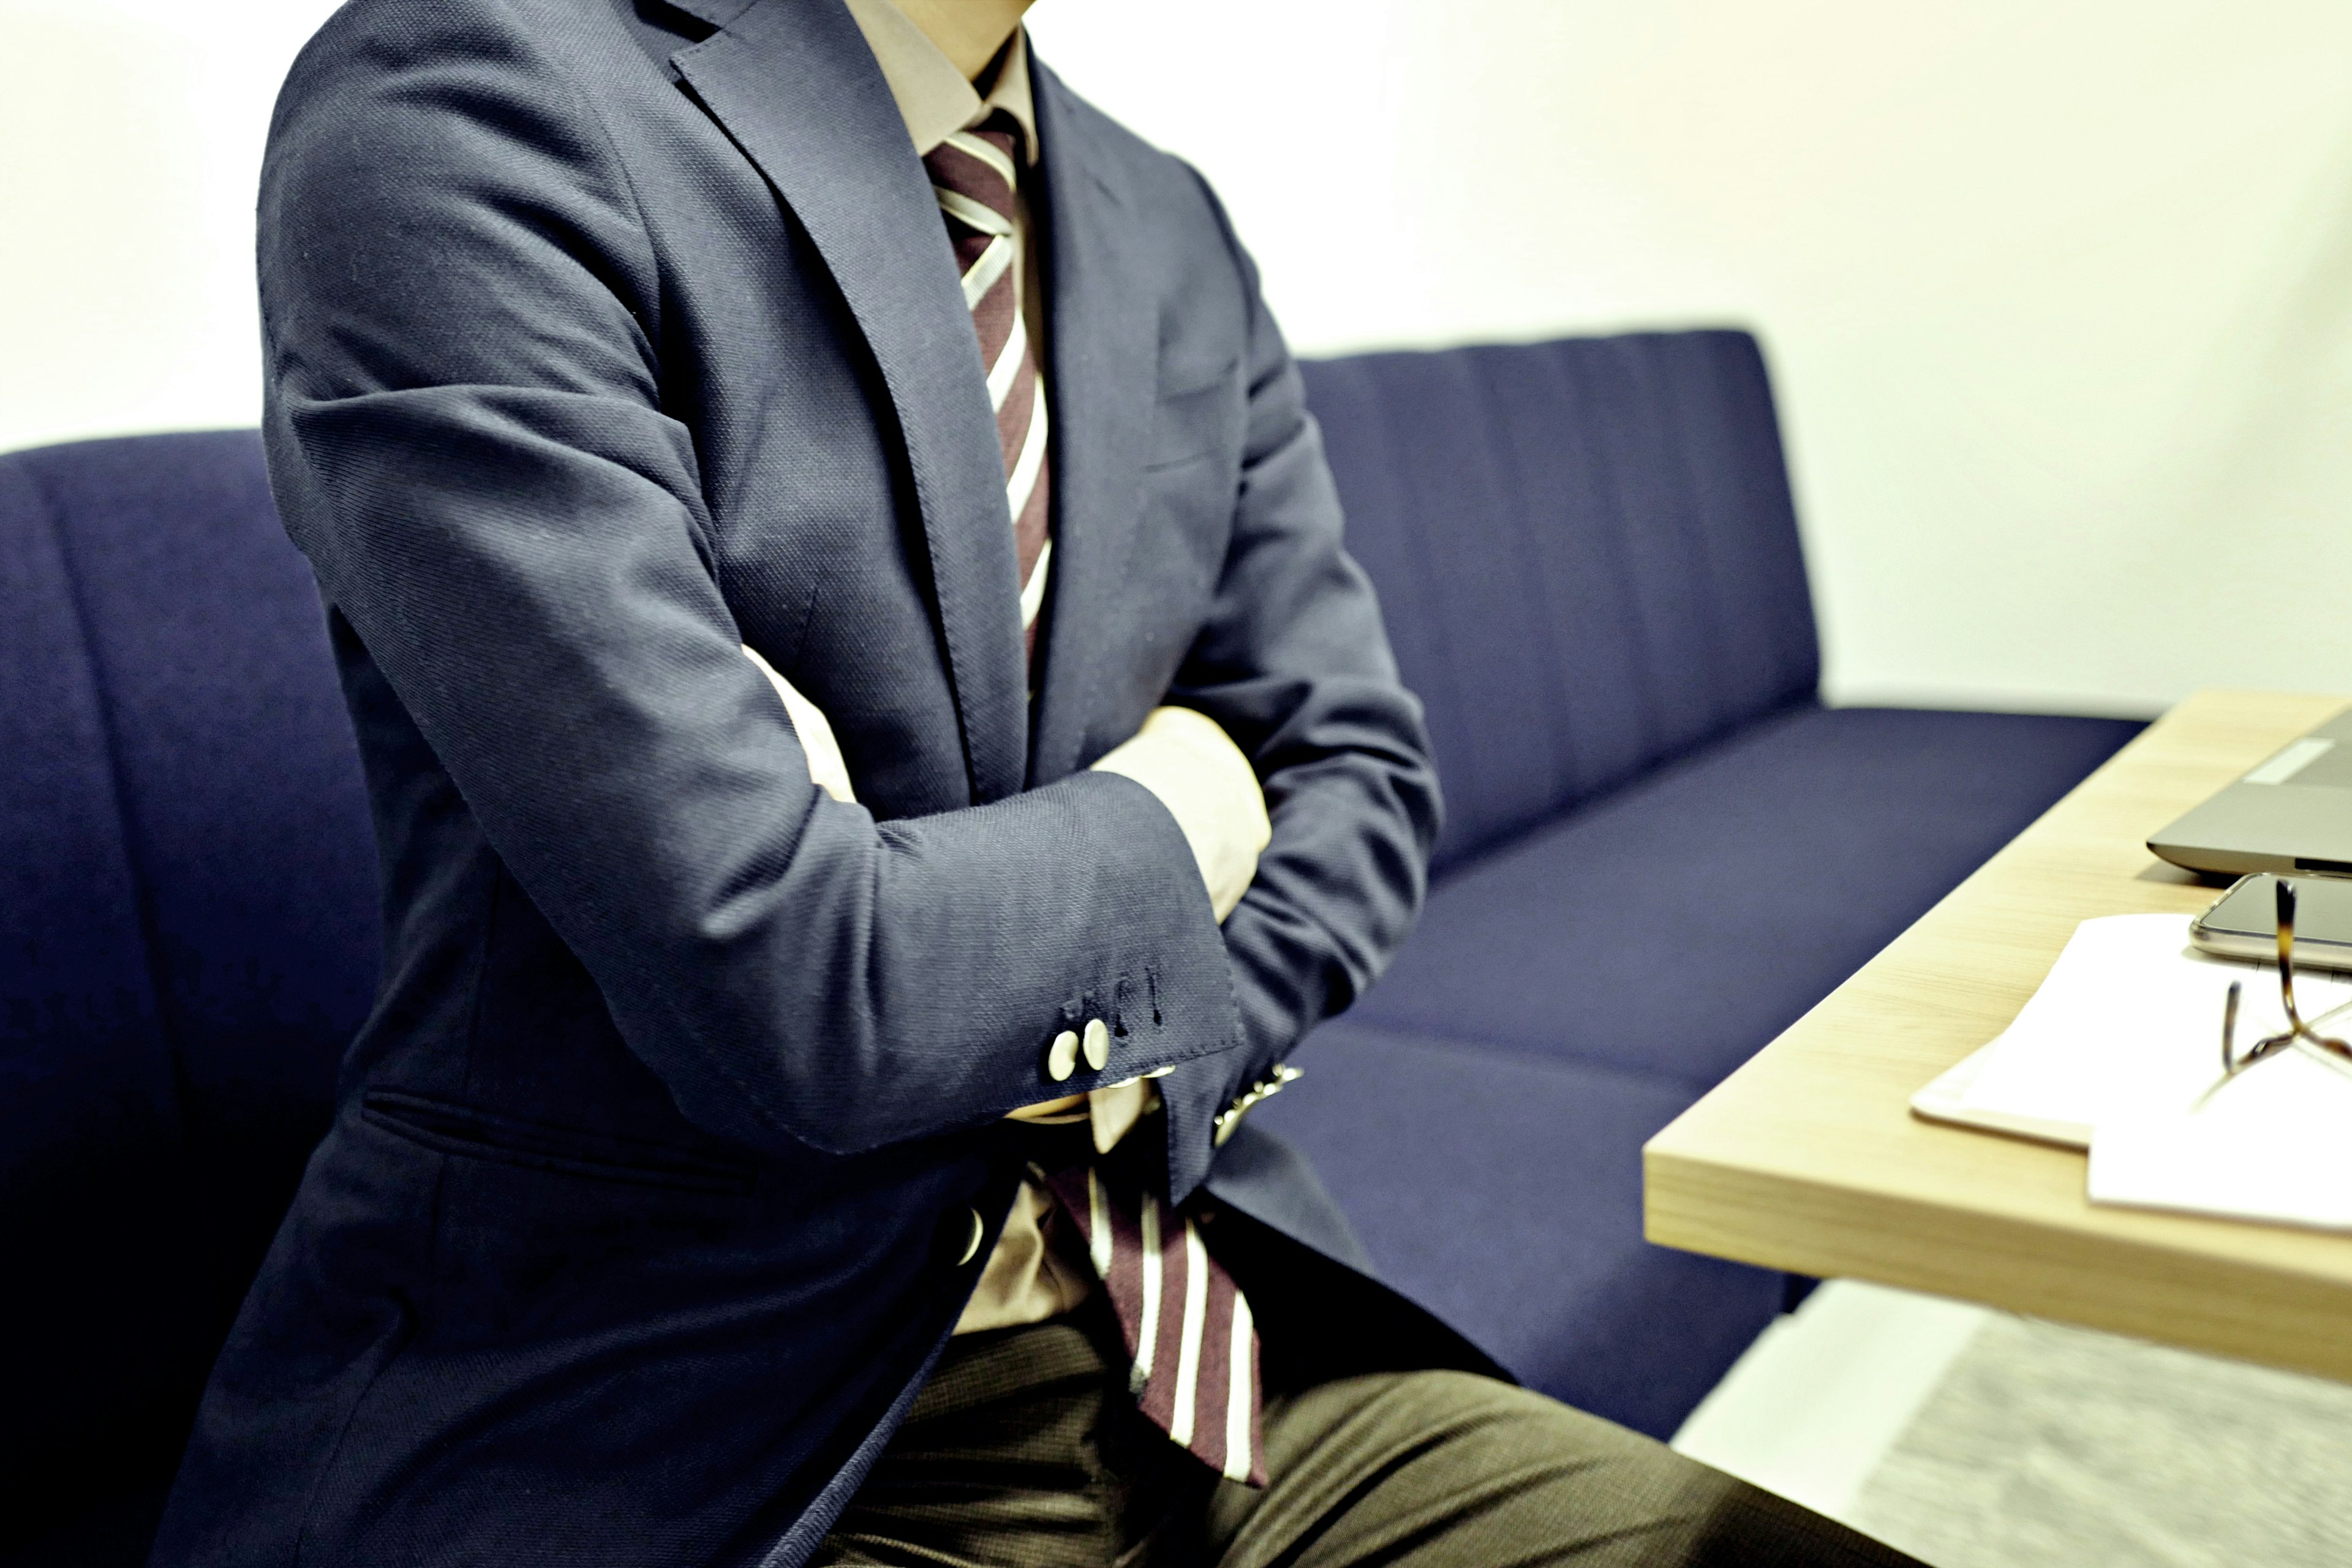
[256,4,1237,1159]
[1156,169,1444,1202]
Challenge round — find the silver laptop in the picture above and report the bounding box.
[2149,707,2352,876]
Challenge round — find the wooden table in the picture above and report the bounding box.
[1643,688,2352,1383]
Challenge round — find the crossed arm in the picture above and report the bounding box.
[743,646,1267,925]
[744,644,1272,1123]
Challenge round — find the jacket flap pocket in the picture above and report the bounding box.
[362,1091,758,1194]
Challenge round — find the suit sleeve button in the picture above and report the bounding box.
[1082,1018,1110,1071]
[1046,1030,1079,1082]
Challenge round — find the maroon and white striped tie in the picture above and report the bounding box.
[927,116,1265,1487]
[1044,1166,1266,1486]
[922,113,1052,668]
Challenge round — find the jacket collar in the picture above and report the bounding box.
[664,2,1155,797]
[1023,61,1154,787]
[669,0,1030,804]
[662,0,762,32]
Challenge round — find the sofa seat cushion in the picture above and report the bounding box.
[1249,1019,1785,1439]
[1349,705,2143,1091]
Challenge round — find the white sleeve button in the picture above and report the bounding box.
[1082,1017,1110,1071]
[1046,1029,1080,1082]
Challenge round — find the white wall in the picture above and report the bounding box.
[1028,1,2352,717]
[0,2,342,446]
[8,1,2352,717]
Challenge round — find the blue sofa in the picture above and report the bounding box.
[0,330,2139,1564]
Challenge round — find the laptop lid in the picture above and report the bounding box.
[2149,708,2352,876]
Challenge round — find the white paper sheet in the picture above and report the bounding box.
[1934,913,2352,1229]
[2090,1047,2352,1231]
[1956,914,2352,1139]
[1910,1039,2085,1147]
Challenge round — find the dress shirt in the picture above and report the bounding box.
[839,0,1155,1335]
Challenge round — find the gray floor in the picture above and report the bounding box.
[1850,1313,2352,1568]
[1673,1281,2352,1567]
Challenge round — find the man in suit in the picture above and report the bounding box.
[152,0,1923,1562]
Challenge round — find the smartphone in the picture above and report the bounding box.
[2188,872,2352,973]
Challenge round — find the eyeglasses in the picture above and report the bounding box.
[2205,879,2352,1102]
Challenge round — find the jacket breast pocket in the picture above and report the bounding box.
[361,1090,759,1196]
[1147,363,1241,472]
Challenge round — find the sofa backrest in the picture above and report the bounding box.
[0,431,379,1539]
[1299,330,1820,875]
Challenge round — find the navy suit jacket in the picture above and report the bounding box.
[153,1,1483,1562]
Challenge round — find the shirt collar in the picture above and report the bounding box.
[839,0,1039,164]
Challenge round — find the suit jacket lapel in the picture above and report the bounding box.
[669,0,1029,804]
[1027,62,1156,786]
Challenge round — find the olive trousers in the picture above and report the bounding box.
[812,1310,1921,1568]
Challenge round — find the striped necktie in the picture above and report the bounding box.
[925,118,1267,1488]
[1042,1163,1265,1487]
[922,113,1052,667]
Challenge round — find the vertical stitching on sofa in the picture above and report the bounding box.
[1466,349,1578,819]
[1733,333,1822,704]
[1535,342,1624,801]
[1688,334,1764,716]
[1582,340,1668,772]
[1449,352,1513,831]
[1662,334,1739,740]
[1422,353,1497,848]
[1624,333,1724,754]
[1618,338,1698,747]
[1366,360,1470,863]
[20,456,198,1139]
